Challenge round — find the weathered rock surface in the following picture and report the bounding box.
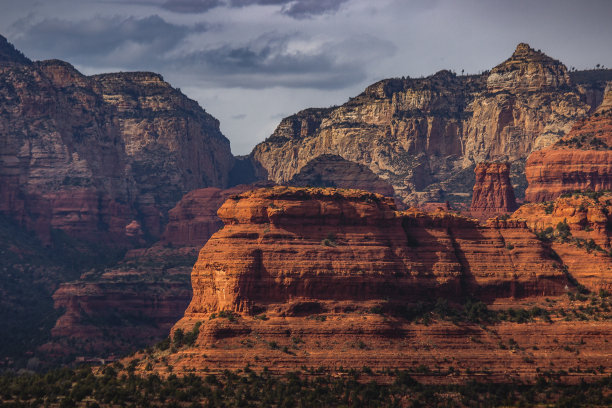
[160,185,256,248]
[0,35,234,245]
[141,187,611,380]
[180,187,564,320]
[470,162,517,218]
[288,154,395,198]
[252,44,609,206]
[47,183,269,358]
[511,192,612,291]
[47,248,195,357]
[525,85,612,202]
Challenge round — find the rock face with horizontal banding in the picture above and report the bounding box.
[0,35,234,246]
[251,44,610,206]
[511,192,612,291]
[147,187,612,379]
[470,162,518,218]
[180,187,565,319]
[525,85,612,202]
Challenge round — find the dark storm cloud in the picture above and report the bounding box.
[227,0,351,18]
[11,15,196,65]
[108,0,352,18]
[10,13,394,89]
[171,33,395,89]
[160,0,223,13]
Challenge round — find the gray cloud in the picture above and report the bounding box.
[160,0,222,13]
[10,15,197,67]
[226,0,351,18]
[12,13,395,90]
[280,0,350,19]
[106,0,352,18]
[171,32,396,89]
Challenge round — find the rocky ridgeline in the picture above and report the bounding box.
[525,85,612,202]
[0,36,234,246]
[252,43,612,206]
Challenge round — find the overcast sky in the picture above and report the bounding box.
[1,0,611,155]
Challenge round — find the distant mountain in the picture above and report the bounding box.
[251,43,612,206]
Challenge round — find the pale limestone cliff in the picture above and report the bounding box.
[252,44,610,206]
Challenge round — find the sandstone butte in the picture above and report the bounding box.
[120,186,612,382]
[250,43,612,206]
[0,35,234,246]
[470,162,518,218]
[525,84,612,202]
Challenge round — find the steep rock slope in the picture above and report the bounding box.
[0,36,234,245]
[252,44,608,206]
[288,154,395,197]
[470,162,517,218]
[525,85,612,202]
[160,185,258,248]
[145,187,611,379]
[47,184,265,358]
[511,192,612,291]
[47,248,195,359]
[182,187,565,319]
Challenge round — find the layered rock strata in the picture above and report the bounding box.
[153,187,610,379]
[252,44,608,206]
[160,185,258,248]
[47,248,195,357]
[47,184,268,358]
[287,154,395,198]
[181,187,565,319]
[470,162,517,218]
[525,85,612,202]
[511,192,612,291]
[0,35,234,245]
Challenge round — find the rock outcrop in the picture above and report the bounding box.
[144,187,611,379]
[48,248,195,357]
[47,183,268,358]
[511,192,612,291]
[486,43,570,92]
[181,187,564,319]
[251,44,609,206]
[470,162,517,218]
[288,154,395,198]
[160,186,254,248]
[525,85,612,202]
[0,35,234,246]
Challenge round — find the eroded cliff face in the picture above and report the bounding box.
[46,184,268,358]
[160,184,268,248]
[46,248,195,358]
[146,187,611,379]
[288,154,395,198]
[511,192,612,291]
[0,36,234,245]
[181,187,564,319]
[525,85,612,202]
[470,162,517,218]
[252,44,607,206]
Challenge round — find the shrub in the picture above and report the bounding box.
[544,202,554,214]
